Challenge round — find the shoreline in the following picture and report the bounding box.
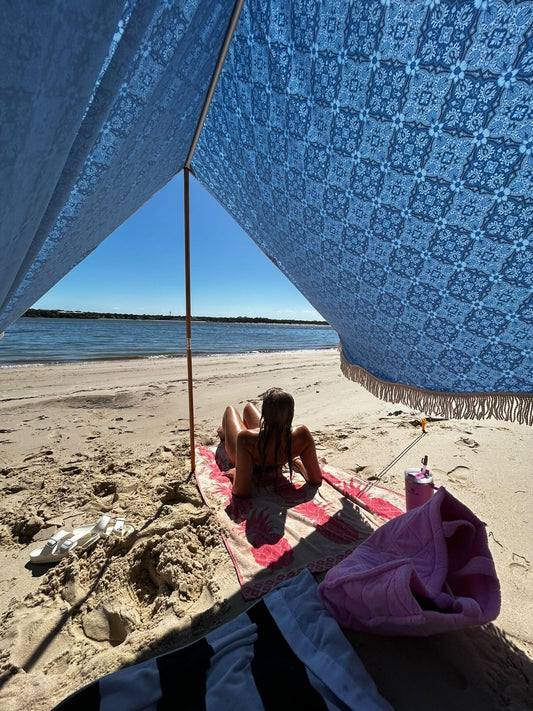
[0,350,531,709]
[0,319,339,367]
[0,345,338,368]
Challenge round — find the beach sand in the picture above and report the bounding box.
[0,349,531,710]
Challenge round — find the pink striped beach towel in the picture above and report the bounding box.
[195,444,404,600]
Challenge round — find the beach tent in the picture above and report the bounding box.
[1,0,532,424]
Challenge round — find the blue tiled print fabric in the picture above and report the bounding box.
[0,0,233,331]
[193,0,533,397]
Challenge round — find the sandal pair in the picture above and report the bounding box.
[29,514,134,564]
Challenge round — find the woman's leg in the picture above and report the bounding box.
[221,406,246,464]
[243,402,261,429]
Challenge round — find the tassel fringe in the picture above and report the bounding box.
[339,346,533,426]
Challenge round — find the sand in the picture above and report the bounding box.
[0,349,531,710]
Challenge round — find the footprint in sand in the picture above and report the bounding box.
[509,562,530,578]
[60,464,83,474]
[71,453,89,461]
[510,554,531,578]
[81,599,139,645]
[456,436,479,449]
[42,650,72,677]
[23,449,53,461]
[93,480,117,499]
[355,464,382,479]
[446,465,470,484]
[9,606,67,671]
[0,576,18,594]
[21,415,48,424]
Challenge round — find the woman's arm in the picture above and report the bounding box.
[231,430,255,498]
[293,425,322,485]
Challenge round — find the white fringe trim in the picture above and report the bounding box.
[339,345,533,425]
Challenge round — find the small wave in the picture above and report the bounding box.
[0,361,49,368]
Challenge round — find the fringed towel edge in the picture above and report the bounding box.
[339,345,533,425]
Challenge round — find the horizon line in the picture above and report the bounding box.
[24,308,329,326]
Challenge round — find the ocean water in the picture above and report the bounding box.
[0,317,338,365]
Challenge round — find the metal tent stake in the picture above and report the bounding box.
[183,167,195,472]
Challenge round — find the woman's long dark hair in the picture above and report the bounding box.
[257,388,294,478]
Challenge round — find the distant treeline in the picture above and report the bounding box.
[23,308,328,326]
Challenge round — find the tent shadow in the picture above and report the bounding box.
[343,622,533,711]
[88,493,532,711]
[4,486,532,711]
[103,508,533,711]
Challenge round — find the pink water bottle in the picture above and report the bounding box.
[404,455,434,511]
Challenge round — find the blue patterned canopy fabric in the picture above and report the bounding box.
[192,0,533,421]
[0,0,532,422]
[0,0,234,328]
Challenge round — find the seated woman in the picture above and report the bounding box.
[219,387,322,498]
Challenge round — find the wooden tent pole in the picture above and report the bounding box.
[181,2,245,473]
[183,167,195,471]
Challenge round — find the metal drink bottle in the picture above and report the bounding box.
[404,455,434,510]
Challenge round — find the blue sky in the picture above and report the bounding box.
[34,172,323,321]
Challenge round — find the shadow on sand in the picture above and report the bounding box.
[1,470,532,711]
[344,623,532,710]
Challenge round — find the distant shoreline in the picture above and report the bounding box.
[23,309,329,326]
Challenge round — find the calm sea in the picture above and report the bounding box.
[0,317,338,365]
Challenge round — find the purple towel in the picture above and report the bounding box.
[318,487,500,636]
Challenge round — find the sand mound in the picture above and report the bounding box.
[0,439,236,710]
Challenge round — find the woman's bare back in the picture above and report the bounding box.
[234,423,322,497]
[238,425,312,467]
[220,397,322,498]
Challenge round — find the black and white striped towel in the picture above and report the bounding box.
[54,569,392,710]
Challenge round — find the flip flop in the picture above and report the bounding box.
[29,529,73,564]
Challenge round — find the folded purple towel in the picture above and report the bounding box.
[318,487,500,636]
